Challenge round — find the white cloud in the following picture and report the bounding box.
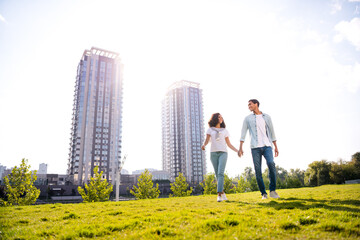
[331,0,342,14]
[349,0,360,2]
[345,62,360,92]
[303,30,323,42]
[0,14,7,24]
[334,17,360,50]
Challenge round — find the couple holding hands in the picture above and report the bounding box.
[201,99,280,202]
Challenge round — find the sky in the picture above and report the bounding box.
[0,0,359,178]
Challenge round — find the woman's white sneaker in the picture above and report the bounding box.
[217,196,222,202]
[270,191,280,198]
[221,193,228,201]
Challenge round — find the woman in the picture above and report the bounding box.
[202,113,238,202]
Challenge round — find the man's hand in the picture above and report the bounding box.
[238,149,244,157]
[274,147,279,157]
[273,141,279,157]
[201,145,206,151]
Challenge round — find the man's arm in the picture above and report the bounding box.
[238,141,244,157]
[238,118,248,157]
[273,141,279,157]
[267,115,276,142]
[240,117,248,142]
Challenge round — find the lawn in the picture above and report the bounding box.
[1,184,359,239]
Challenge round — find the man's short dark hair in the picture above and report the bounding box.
[249,99,260,107]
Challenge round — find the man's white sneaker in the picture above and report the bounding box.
[217,196,222,202]
[221,193,228,201]
[270,191,280,199]
[262,194,268,199]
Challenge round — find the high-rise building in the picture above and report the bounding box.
[161,80,206,184]
[67,47,124,185]
[38,163,47,175]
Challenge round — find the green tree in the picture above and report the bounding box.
[223,173,236,193]
[77,166,113,202]
[235,176,251,193]
[305,160,332,186]
[242,167,254,182]
[169,173,193,197]
[241,167,258,191]
[288,168,305,187]
[3,158,40,206]
[264,166,288,189]
[200,173,217,194]
[350,152,360,178]
[130,169,160,199]
[330,157,360,184]
[330,159,349,184]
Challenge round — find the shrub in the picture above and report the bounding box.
[169,173,193,197]
[3,159,40,206]
[130,169,160,199]
[77,166,113,202]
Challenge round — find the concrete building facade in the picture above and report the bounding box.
[38,163,47,175]
[67,47,124,185]
[161,80,206,184]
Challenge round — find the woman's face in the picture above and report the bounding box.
[218,114,223,124]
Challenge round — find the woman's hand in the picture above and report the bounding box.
[202,134,211,151]
[238,149,244,157]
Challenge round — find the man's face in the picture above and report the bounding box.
[248,101,257,111]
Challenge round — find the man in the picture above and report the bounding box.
[238,99,280,199]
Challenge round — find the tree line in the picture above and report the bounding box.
[1,152,359,205]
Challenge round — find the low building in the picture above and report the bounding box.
[35,174,69,186]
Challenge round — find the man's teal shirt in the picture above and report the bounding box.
[240,113,277,149]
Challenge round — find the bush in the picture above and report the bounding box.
[3,159,40,206]
[169,173,193,197]
[200,173,217,194]
[130,169,160,199]
[77,166,113,202]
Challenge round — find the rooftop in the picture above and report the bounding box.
[167,80,200,91]
[83,47,120,59]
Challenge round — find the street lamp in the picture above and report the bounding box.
[115,154,127,202]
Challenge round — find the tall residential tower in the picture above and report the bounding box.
[67,47,123,185]
[162,80,206,184]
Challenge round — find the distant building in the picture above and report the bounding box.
[151,170,170,181]
[35,174,69,185]
[67,47,124,185]
[121,169,129,174]
[161,80,206,184]
[0,164,5,181]
[38,163,47,175]
[132,168,158,175]
[1,168,12,182]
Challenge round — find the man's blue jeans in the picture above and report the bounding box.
[210,152,228,193]
[251,146,276,195]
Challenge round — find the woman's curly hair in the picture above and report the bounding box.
[208,113,226,128]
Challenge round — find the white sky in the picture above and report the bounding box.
[0,0,359,178]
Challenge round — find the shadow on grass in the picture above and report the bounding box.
[285,197,360,206]
[257,198,360,213]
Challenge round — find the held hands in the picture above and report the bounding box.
[238,149,244,157]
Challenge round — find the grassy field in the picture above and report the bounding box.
[1,184,359,239]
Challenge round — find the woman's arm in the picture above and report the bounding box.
[201,134,211,150]
[225,137,238,153]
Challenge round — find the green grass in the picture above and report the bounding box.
[1,184,360,239]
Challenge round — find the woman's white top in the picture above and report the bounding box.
[206,128,229,152]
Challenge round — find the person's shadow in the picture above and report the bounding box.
[256,197,360,213]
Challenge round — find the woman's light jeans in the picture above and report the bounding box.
[210,151,228,193]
